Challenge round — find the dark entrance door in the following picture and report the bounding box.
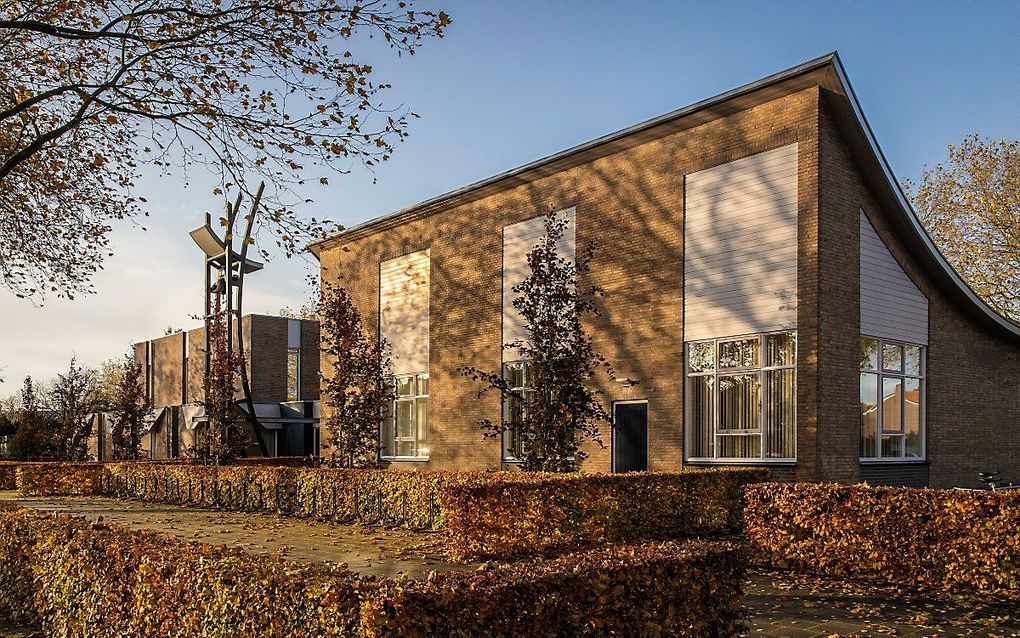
[613,401,648,473]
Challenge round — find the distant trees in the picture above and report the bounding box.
[94,356,125,411]
[7,376,56,460]
[278,301,318,322]
[109,355,150,461]
[0,353,157,461]
[49,356,100,461]
[1,1,451,300]
[319,281,393,467]
[905,135,1019,323]
[461,211,612,472]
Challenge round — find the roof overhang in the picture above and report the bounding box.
[308,51,1019,342]
[820,55,1020,340]
[190,224,264,274]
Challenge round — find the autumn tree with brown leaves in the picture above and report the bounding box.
[109,354,151,460]
[201,309,249,464]
[319,280,393,467]
[905,135,1020,323]
[461,211,613,472]
[49,356,100,460]
[0,1,451,300]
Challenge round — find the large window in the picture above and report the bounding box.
[382,373,429,460]
[686,332,796,462]
[502,361,533,461]
[860,337,924,460]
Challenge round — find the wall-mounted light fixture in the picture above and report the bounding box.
[615,376,639,388]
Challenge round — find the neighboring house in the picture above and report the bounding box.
[92,314,320,460]
[309,52,1020,488]
[86,411,115,462]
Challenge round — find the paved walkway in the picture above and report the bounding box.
[746,569,1020,637]
[0,492,466,579]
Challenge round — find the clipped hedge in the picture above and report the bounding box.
[0,507,367,637]
[297,468,450,529]
[0,508,38,625]
[442,468,770,560]
[362,540,746,638]
[107,465,766,559]
[105,463,301,513]
[11,461,767,561]
[745,482,1020,591]
[16,462,105,496]
[0,462,19,490]
[0,507,746,637]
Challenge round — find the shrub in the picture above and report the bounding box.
[0,508,367,637]
[296,468,449,528]
[0,508,747,637]
[0,462,20,490]
[16,462,105,496]
[744,482,1020,591]
[442,468,770,560]
[11,462,767,562]
[104,463,302,513]
[361,540,746,638]
[0,508,40,626]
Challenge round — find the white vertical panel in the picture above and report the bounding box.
[380,249,430,375]
[860,210,928,344]
[684,144,799,341]
[502,208,576,355]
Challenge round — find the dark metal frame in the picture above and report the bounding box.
[194,183,269,456]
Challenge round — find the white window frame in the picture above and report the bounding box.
[501,360,531,463]
[381,372,430,461]
[859,336,926,462]
[685,331,797,464]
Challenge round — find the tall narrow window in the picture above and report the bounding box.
[502,361,533,461]
[286,347,301,402]
[382,373,429,459]
[182,332,189,403]
[145,341,155,404]
[685,332,796,461]
[286,319,302,402]
[860,337,925,460]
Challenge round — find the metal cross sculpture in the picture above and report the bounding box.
[189,182,269,456]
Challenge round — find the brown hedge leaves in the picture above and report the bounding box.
[744,482,1020,591]
[362,540,747,638]
[15,462,104,496]
[0,508,746,638]
[15,462,768,562]
[0,462,18,490]
[443,468,770,560]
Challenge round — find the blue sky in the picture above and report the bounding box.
[1,0,1018,395]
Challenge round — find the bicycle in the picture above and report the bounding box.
[955,471,1020,492]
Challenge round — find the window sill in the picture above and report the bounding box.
[380,457,430,463]
[859,458,927,464]
[686,458,796,466]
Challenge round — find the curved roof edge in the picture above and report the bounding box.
[309,52,1019,341]
[827,54,1020,341]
